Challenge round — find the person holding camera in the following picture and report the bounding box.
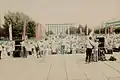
[85,36,94,63]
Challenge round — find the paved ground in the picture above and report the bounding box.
[0,53,120,80]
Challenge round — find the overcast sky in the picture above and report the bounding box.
[0,0,119,28]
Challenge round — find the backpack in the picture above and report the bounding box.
[109,56,117,61]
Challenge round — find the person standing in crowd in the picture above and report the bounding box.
[21,41,27,58]
[93,39,98,62]
[36,44,41,58]
[52,41,57,54]
[85,36,94,63]
[0,44,3,59]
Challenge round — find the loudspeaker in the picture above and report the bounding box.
[99,38,104,42]
[15,40,22,45]
[13,51,21,57]
[97,37,105,47]
[98,42,104,47]
[15,46,21,50]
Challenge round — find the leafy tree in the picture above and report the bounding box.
[3,11,36,40]
[114,27,120,34]
[46,30,54,36]
[66,27,77,34]
[27,21,36,38]
[94,29,99,34]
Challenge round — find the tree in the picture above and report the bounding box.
[3,11,36,40]
[114,27,120,34]
[94,29,99,34]
[27,21,36,38]
[66,27,77,34]
[46,30,54,36]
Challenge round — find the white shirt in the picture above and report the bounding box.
[94,42,98,50]
[86,40,94,48]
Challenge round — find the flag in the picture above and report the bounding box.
[80,27,82,34]
[38,24,40,39]
[89,28,94,37]
[68,26,70,35]
[9,24,12,40]
[36,23,41,39]
[99,27,101,34]
[108,27,109,34]
[110,25,112,33]
[85,25,88,35]
[22,21,26,40]
[104,27,106,34]
[36,23,38,39]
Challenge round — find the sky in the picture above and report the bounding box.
[0,0,119,28]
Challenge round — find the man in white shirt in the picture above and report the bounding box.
[85,36,94,63]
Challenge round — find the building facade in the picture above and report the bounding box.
[104,20,120,34]
[46,23,76,35]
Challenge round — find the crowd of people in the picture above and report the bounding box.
[0,35,86,59]
[85,33,120,63]
[0,33,120,62]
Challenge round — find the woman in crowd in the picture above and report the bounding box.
[93,39,98,62]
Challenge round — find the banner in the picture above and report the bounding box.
[9,24,12,40]
[110,25,112,33]
[22,21,26,40]
[105,27,107,34]
[80,27,82,34]
[36,23,41,39]
[85,25,88,35]
[68,26,70,35]
[35,23,38,39]
[99,27,101,34]
[89,28,94,37]
[38,23,40,39]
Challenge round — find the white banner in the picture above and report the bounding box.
[80,28,82,34]
[68,27,70,35]
[9,24,12,40]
